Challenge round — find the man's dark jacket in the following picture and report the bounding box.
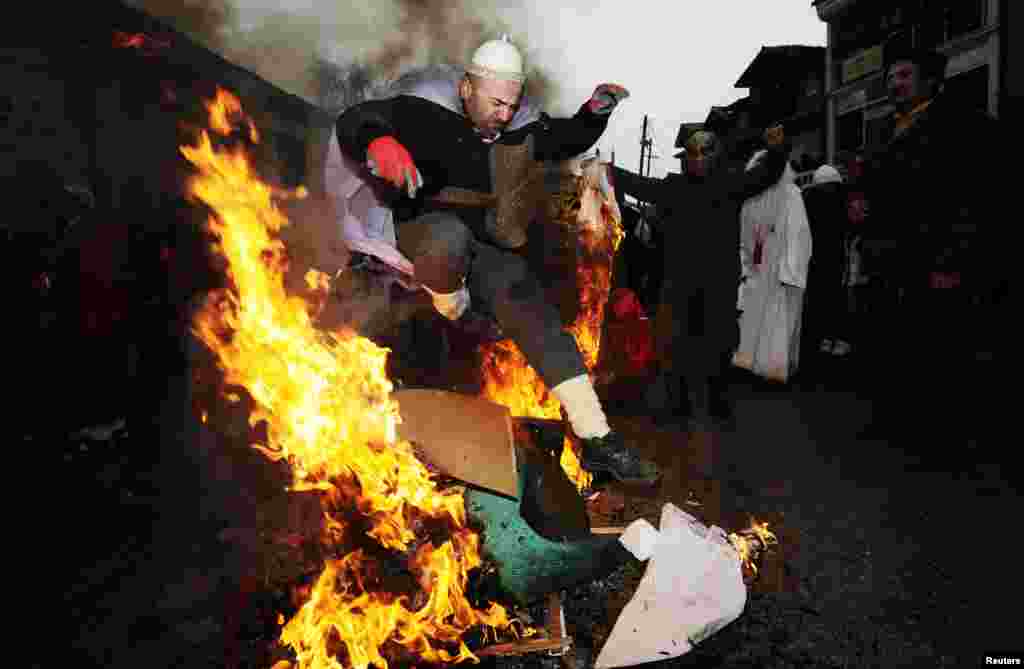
[860,93,1002,291]
[609,151,787,377]
[802,181,850,347]
[334,95,609,240]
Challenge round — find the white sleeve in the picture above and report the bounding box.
[736,202,754,310]
[324,127,415,277]
[778,185,812,288]
[738,202,754,278]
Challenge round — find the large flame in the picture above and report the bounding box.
[183,87,521,669]
[479,161,624,493]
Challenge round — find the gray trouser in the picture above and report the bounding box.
[396,211,586,388]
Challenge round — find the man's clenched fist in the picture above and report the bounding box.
[587,83,630,116]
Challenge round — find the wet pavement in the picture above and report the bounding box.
[61,345,1017,668]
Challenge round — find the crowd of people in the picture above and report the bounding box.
[613,40,1005,449]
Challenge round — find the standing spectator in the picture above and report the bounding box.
[734,148,813,385]
[857,42,1004,445]
[610,133,788,427]
[800,165,851,381]
[840,188,870,359]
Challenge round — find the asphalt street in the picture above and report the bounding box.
[59,342,1017,668]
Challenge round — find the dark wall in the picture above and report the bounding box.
[4,1,316,223]
[0,47,90,186]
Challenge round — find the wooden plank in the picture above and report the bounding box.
[475,637,573,657]
[392,389,519,499]
[590,526,627,535]
[547,591,566,640]
[475,591,574,658]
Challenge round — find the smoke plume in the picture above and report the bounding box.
[127,0,561,112]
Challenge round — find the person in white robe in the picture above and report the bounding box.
[734,151,812,383]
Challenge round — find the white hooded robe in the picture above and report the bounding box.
[734,152,813,383]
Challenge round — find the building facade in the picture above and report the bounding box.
[814,0,1002,165]
[673,45,826,178]
[733,45,827,170]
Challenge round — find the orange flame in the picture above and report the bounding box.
[728,519,779,580]
[204,87,260,144]
[479,161,624,493]
[182,87,521,669]
[479,340,562,421]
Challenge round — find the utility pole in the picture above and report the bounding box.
[639,114,652,177]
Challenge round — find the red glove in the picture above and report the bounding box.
[366,136,423,197]
[587,83,629,115]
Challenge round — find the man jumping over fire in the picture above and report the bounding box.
[324,36,660,486]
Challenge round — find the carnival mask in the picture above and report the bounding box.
[685,130,721,176]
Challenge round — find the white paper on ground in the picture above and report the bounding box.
[618,518,659,562]
[595,503,747,668]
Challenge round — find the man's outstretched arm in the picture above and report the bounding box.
[527,84,627,162]
[608,165,665,204]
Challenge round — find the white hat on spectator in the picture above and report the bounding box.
[812,164,843,185]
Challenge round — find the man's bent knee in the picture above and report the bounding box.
[398,212,472,292]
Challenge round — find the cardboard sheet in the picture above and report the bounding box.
[392,389,519,499]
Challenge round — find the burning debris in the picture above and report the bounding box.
[182,87,528,669]
[729,520,779,585]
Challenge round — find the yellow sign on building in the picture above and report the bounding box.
[842,44,885,84]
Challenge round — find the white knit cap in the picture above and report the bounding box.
[466,34,525,83]
[813,164,843,185]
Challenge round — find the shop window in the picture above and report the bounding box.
[880,5,906,33]
[865,112,893,148]
[837,109,865,153]
[917,0,985,48]
[887,29,913,62]
[868,75,888,103]
[948,0,984,38]
[944,65,990,113]
[834,1,915,60]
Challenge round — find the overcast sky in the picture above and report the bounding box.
[527,2,827,176]
[132,0,825,178]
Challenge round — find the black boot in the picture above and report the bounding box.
[579,430,661,486]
